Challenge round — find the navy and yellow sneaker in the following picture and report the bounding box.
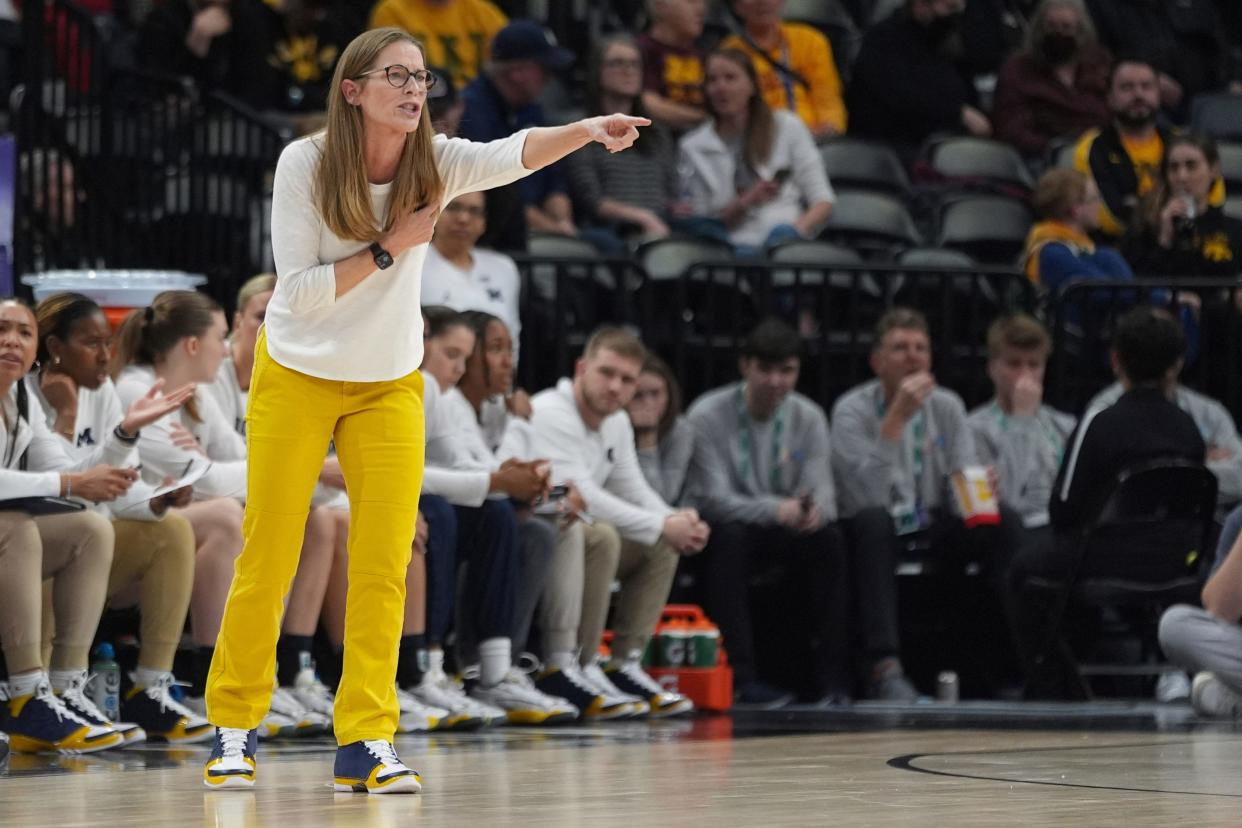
[1,676,124,754]
[333,741,422,794]
[535,662,631,721]
[122,672,213,744]
[606,658,695,718]
[203,727,257,789]
[53,670,146,745]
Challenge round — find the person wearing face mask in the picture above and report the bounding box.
[0,298,140,756]
[30,293,210,746]
[993,0,1110,158]
[686,318,848,707]
[846,0,990,156]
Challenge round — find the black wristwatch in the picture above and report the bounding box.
[369,241,394,270]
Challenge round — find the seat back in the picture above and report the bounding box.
[928,136,1035,191]
[818,139,910,195]
[1191,93,1242,142]
[937,196,1033,264]
[1093,459,1217,533]
[1218,141,1242,192]
[819,190,922,255]
[636,235,734,281]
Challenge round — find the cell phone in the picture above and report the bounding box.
[799,492,814,515]
[771,168,792,185]
[546,484,570,502]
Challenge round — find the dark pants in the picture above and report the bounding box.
[698,520,849,695]
[844,505,1023,666]
[453,500,519,646]
[512,516,558,654]
[420,494,458,645]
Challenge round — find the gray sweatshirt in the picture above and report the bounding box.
[967,400,1077,528]
[1087,382,1242,508]
[686,382,836,525]
[636,416,696,507]
[830,379,976,525]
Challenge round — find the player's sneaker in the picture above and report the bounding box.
[407,668,487,730]
[121,671,213,743]
[395,685,447,733]
[53,670,146,745]
[582,658,647,718]
[1191,671,1242,719]
[269,686,330,737]
[288,661,335,726]
[1,676,124,754]
[203,727,257,789]
[333,740,421,794]
[468,666,578,725]
[535,661,630,721]
[607,657,695,718]
[0,730,9,772]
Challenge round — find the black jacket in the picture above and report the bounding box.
[1126,204,1242,278]
[1072,121,1175,242]
[1050,386,1205,531]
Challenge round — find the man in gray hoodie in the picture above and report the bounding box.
[831,308,1024,701]
[687,318,849,707]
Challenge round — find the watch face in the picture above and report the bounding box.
[377,252,394,269]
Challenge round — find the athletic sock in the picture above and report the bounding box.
[276,634,314,686]
[478,637,511,687]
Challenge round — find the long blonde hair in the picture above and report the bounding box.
[317,28,445,242]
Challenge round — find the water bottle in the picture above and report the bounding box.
[90,642,122,722]
[936,670,960,704]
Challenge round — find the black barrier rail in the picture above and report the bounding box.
[511,253,643,391]
[512,255,1036,410]
[1047,278,1242,419]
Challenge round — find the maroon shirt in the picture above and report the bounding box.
[638,32,705,109]
[992,46,1112,156]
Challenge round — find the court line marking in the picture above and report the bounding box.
[887,738,1242,799]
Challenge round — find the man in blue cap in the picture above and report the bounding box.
[458,19,577,251]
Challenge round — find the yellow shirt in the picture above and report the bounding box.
[723,23,847,135]
[368,0,507,88]
[1119,131,1164,199]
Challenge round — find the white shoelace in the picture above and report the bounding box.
[218,727,250,757]
[618,661,667,696]
[61,673,112,722]
[143,673,201,718]
[269,687,308,718]
[35,682,96,728]
[559,662,601,696]
[363,740,403,769]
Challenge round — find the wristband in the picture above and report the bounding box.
[114,424,140,444]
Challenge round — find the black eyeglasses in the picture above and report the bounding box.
[354,65,438,90]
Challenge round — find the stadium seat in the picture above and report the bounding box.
[1191,92,1242,142]
[926,136,1035,192]
[895,247,975,268]
[819,190,923,256]
[1216,141,1242,193]
[818,139,910,196]
[936,195,1033,264]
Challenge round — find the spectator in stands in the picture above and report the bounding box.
[531,327,708,718]
[627,353,694,507]
[1126,134,1242,279]
[679,48,834,253]
[847,0,991,156]
[723,0,848,140]
[831,308,1024,701]
[686,318,849,706]
[32,293,209,744]
[1013,307,1205,695]
[567,35,680,249]
[422,191,522,348]
[1160,528,1242,719]
[367,0,506,89]
[968,314,1076,532]
[638,0,709,132]
[257,0,361,112]
[428,65,464,137]
[0,299,136,755]
[138,0,274,109]
[1023,167,1133,296]
[203,275,346,730]
[458,20,576,251]
[992,0,1111,158]
[1086,0,1232,116]
[1072,57,1172,243]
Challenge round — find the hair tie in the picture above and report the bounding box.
[143,306,155,324]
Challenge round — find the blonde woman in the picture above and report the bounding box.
[201,26,648,793]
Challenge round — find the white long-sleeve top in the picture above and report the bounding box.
[116,365,246,501]
[531,378,673,545]
[30,376,164,519]
[265,129,534,382]
[421,245,523,361]
[420,371,492,507]
[0,378,135,499]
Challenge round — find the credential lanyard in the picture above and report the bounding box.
[736,386,786,491]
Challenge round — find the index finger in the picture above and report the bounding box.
[618,115,651,127]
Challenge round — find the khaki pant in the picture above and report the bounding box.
[539,519,678,661]
[42,513,196,672]
[0,510,113,674]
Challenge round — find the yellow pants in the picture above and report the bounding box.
[205,329,424,744]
